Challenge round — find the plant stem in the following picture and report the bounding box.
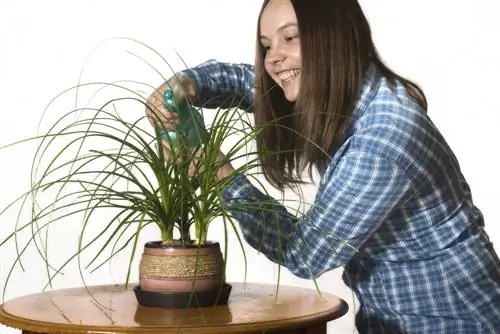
[180,219,191,244]
[161,228,173,243]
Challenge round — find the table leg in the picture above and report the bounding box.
[266,322,326,334]
[295,322,326,334]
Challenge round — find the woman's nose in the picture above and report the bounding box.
[266,45,286,64]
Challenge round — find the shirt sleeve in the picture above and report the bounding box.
[220,151,415,279]
[181,59,255,112]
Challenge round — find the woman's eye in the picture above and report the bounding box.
[285,35,298,42]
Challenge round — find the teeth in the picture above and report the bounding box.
[278,69,301,82]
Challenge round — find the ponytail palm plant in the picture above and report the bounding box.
[0,84,261,294]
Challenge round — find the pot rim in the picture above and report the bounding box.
[144,240,220,249]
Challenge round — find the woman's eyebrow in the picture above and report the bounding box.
[260,22,298,40]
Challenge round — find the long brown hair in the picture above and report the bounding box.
[254,0,427,190]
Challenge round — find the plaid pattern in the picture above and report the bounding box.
[182,61,500,333]
[183,59,255,111]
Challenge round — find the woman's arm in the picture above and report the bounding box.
[181,59,255,112]
[220,151,415,279]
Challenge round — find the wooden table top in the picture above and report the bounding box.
[0,282,348,333]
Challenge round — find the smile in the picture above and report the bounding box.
[278,69,301,82]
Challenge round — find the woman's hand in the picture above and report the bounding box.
[148,73,235,182]
[145,74,197,131]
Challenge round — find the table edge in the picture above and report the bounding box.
[0,283,350,333]
[0,300,348,333]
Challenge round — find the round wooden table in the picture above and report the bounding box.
[0,282,348,333]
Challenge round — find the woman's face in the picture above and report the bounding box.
[259,0,302,102]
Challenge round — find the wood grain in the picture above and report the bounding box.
[0,282,348,333]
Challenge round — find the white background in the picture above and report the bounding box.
[1,1,499,333]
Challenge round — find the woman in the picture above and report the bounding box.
[146,0,500,332]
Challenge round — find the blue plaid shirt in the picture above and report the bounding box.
[183,60,500,333]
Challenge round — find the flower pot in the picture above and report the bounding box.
[134,241,231,308]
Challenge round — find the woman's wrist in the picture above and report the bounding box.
[217,163,235,182]
[168,72,197,104]
[214,150,235,182]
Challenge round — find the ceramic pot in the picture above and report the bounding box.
[135,241,231,308]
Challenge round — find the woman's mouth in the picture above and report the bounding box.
[278,69,301,83]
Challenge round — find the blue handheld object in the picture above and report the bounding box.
[161,88,204,146]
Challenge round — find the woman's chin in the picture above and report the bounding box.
[283,90,298,102]
[281,79,299,102]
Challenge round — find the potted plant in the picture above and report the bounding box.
[0,52,262,309]
[0,39,349,314]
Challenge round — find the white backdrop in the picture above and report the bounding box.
[1,1,499,333]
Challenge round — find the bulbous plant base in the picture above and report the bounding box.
[136,240,231,308]
[133,282,232,308]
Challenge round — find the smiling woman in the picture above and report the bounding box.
[148,0,500,332]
